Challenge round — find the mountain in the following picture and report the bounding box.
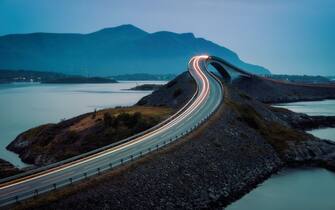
[0,24,270,76]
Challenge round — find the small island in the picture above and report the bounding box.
[128,84,163,91]
[42,76,117,84]
[264,74,335,84]
[111,73,175,81]
[0,69,117,84]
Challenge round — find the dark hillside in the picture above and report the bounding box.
[137,72,196,109]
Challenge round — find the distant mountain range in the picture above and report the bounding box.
[0,24,270,76]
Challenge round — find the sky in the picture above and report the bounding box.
[0,0,334,75]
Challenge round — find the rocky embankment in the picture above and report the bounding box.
[270,106,335,130]
[0,159,19,179]
[12,73,335,210]
[233,76,335,103]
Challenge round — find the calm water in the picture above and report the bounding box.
[274,100,335,116]
[274,100,335,142]
[308,128,335,141]
[0,81,165,168]
[227,100,335,210]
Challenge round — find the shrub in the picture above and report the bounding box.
[65,131,79,144]
[116,112,131,127]
[117,112,143,128]
[103,112,114,127]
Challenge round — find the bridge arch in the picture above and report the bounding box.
[205,56,252,82]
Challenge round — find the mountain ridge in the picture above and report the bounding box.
[0,24,270,76]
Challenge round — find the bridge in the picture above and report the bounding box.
[207,56,253,81]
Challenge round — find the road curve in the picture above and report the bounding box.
[0,55,224,206]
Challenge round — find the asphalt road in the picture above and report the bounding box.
[0,55,223,206]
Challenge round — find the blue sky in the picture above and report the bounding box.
[1,0,334,75]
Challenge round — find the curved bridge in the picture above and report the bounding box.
[207,56,253,81]
[0,55,253,207]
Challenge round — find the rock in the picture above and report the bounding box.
[0,159,20,179]
[283,139,335,171]
[271,106,335,130]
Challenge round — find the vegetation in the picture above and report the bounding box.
[103,112,114,127]
[228,100,307,154]
[74,107,171,158]
[129,84,162,91]
[0,69,116,84]
[111,73,175,81]
[23,124,53,140]
[0,69,65,83]
[43,76,116,84]
[91,109,97,119]
[264,74,334,84]
[8,106,173,164]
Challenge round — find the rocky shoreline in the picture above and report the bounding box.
[233,76,335,103]
[270,107,335,130]
[7,73,335,209]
